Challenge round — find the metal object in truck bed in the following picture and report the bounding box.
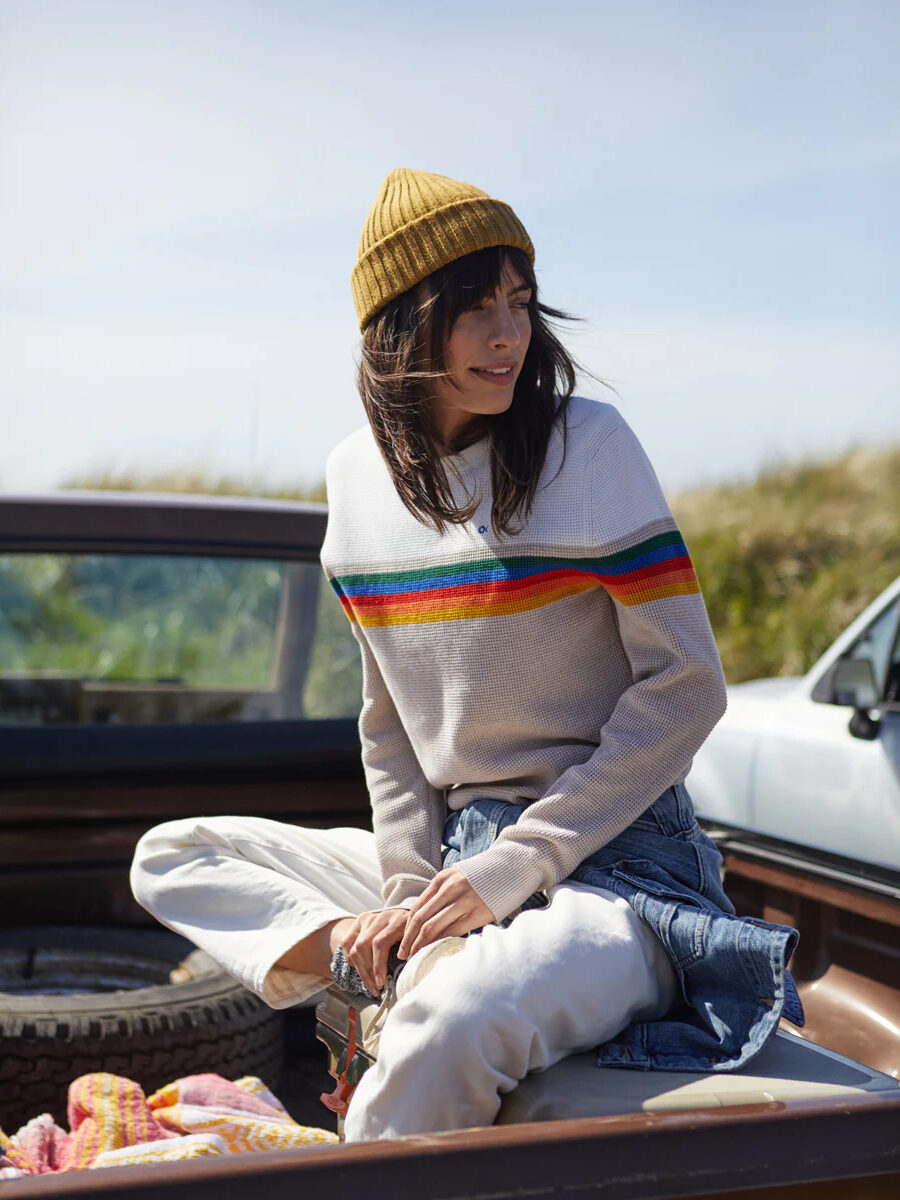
[315,982,392,1122]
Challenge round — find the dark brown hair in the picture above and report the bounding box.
[356,245,589,538]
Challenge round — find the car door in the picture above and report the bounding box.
[751,592,900,869]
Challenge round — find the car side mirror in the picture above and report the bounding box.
[832,657,881,740]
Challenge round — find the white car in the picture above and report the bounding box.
[687,575,900,875]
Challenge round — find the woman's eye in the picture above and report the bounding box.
[464,297,530,314]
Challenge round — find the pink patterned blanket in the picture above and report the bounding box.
[0,1072,337,1177]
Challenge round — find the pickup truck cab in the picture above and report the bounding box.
[3,491,900,1199]
[688,574,900,868]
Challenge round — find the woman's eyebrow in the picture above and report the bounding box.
[505,283,533,295]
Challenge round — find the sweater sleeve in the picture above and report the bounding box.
[454,416,728,922]
[349,622,446,909]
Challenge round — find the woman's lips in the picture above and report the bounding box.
[470,366,515,385]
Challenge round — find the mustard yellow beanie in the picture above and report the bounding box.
[351,167,535,332]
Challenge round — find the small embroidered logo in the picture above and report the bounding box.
[478,524,488,534]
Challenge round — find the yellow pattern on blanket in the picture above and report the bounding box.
[146,1073,337,1157]
[0,1072,337,1177]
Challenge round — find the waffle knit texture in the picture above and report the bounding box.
[351,167,535,331]
[321,396,728,923]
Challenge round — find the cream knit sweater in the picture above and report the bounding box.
[321,396,727,922]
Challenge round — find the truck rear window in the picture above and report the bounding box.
[0,552,362,725]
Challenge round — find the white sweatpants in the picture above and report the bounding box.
[130,815,678,1140]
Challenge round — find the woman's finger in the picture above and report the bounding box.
[339,916,362,954]
[399,888,454,958]
[406,899,481,956]
[407,869,466,915]
[403,881,446,931]
[346,936,378,995]
[406,915,457,957]
[346,910,408,995]
[405,891,484,955]
[371,916,407,989]
[406,881,495,957]
[410,873,444,908]
[401,871,476,957]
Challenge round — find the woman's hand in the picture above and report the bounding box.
[341,908,410,995]
[399,867,494,960]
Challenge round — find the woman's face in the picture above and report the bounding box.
[431,257,533,448]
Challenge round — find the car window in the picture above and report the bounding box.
[884,608,900,707]
[845,595,900,700]
[0,552,362,725]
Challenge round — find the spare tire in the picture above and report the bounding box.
[0,926,284,1132]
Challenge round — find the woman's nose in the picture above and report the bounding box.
[490,304,522,346]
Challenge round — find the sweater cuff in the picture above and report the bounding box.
[454,842,546,923]
[381,879,427,909]
[379,895,418,912]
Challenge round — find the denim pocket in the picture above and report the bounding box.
[612,865,710,971]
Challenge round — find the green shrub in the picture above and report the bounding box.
[673,446,900,682]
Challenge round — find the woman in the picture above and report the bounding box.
[131,168,802,1142]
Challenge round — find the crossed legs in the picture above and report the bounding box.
[130,816,677,1139]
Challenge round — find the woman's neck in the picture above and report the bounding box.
[443,416,491,457]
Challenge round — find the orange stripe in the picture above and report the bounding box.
[616,579,701,606]
[608,565,699,599]
[355,579,598,626]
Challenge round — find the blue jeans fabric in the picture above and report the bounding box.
[441,783,805,1073]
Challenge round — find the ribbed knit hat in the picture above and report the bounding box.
[351,168,535,332]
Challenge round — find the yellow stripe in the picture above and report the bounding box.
[75,1075,98,1170]
[615,580,701,606]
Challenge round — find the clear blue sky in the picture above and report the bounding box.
[1,0,897,495]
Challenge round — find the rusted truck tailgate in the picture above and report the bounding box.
[7,1092,900,1199]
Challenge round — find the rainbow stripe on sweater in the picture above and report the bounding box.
[330,528,700,628]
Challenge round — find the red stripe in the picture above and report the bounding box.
[380,576,597,615]
[596,554,696,590]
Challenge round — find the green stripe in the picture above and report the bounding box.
[336,529,684,587]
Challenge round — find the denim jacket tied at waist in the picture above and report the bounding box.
[441,782,805,1073]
